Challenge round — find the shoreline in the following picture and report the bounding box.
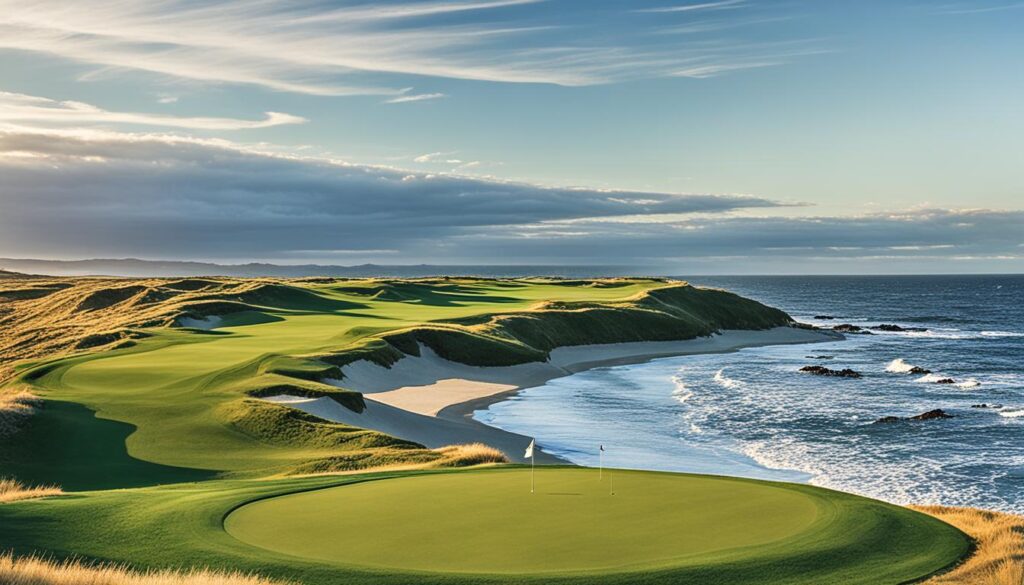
[268,326,840,464]
[439,326,842,426]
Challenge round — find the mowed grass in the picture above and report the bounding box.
[0,468,970,585]
[226,467,822,574]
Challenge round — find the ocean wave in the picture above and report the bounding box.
[671,374,693,403]
[885,358,917,373]
[998,409,1024,418]
[900,329,974,340]
[956,378,981,389]
[980,331,1024,338]
[713,368,744,389]
[916,373,948,383]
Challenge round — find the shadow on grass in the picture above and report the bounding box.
[0,400,214,491]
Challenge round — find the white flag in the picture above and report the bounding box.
[524,439,535,458]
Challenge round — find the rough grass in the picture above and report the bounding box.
[914,505,1024,585]
[0,390,41,438]
[429,443,509,467]
[0,553,285,585]
[0,478,62,504]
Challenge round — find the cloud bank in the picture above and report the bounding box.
[0,127,780,260]
[1,126,1020,273]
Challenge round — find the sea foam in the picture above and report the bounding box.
[886,358,916,373]
[713,368,744,389]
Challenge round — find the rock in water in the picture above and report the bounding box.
[832,324,874,334]
[799,365,862,378]
[871,324,928,333]
[934,378,956,384]
[874,416,904,424]
[910,409,954,420]
[874,409,954,423]
[908,366,931,375]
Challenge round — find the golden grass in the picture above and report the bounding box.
[0,553,287,585]
[913,505,1024,585]
[0,275,285,383]
[0,390,41,438]
[0,478,63,504]
[430,443,509,467]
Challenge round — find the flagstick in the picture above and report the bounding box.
[599,448,603,481]
[531,449,535,494]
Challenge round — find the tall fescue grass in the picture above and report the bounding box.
[431,443,509,467]
[0,478,63,504]
[0,390,40,438]
[915,505,1024,585]
[0,553,286,585]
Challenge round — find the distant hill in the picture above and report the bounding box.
[0,269,30,278]
[0,258,648,278]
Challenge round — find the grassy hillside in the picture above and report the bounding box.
[0,468,970,585]
[1,277,792,487]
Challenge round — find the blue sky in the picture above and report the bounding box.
[0,0,1022,273]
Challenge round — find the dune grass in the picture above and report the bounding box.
[0,478,62,504]
[0,390,40,438]
[0,553,285,585]
[429,443,508,467]
[914,505,1024,585]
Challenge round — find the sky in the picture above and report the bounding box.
[0,0,1022,274]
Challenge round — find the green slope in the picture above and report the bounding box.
[0,468,969,585]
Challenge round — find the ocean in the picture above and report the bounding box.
[474,275,1024,513]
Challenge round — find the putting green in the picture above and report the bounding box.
[227,468,827,574]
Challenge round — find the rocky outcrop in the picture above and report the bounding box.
[911,409,954,420]
[874,409,954,423]
[832,324,873,334]
[799,365,862,378]
[872,324,928,333]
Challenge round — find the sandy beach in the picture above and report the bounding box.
[266,326,839,463]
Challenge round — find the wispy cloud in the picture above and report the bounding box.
[385,92,448,104]
[636,0,747,14]
[934,1,1024,14]
[0,0,810,95]
[671,61,781,78]
[0,91,305,130]
[414,151,461,163]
